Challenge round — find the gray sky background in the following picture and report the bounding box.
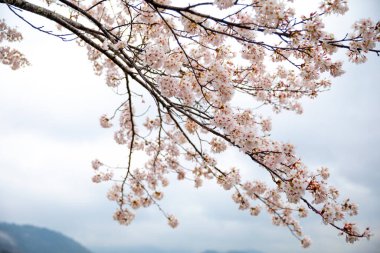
[0,1,379,253]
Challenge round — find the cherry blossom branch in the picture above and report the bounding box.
[2,0,378,248]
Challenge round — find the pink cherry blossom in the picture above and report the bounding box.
[2,0,379,248]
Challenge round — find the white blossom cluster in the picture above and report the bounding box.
[0,19,29,70]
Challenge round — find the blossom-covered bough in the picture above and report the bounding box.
[1,0,379,248]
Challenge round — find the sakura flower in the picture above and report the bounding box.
[318,167,330,180]
[100,114,112,128]
[113,209,135,226]
[167,215,179,228]
[319,0,349,15]
[250,206,261,216]
[91,159,103,170]
[261,118,272,132]
[153,191,164,200]
[92,174,102,183]
[298,207,308,218]
[210,138,227,153]
[301,237,311,248]
[214,0,234,10]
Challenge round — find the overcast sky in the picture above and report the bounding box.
[0,1,379,253]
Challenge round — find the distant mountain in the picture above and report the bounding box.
[93,246,194,253]
[93,247,263,253]
[94,246,263,253]
[0,223,91,253]
[202,250,264,253]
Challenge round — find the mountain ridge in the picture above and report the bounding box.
[0,222,91,253]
